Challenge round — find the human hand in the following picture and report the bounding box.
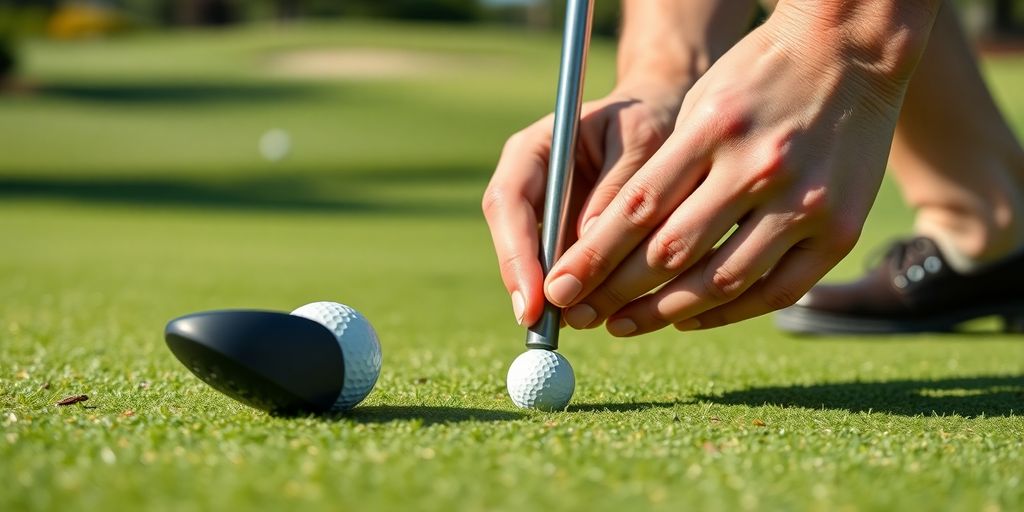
[545,6,936,336]
[483,79,687,327]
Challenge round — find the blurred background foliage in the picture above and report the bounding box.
[1,0,1023,84]
[0,1,1022,37]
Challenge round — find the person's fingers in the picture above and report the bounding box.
[684,239,849,330]
[604,209,804,336]
[576,107,668,238]
[563,169,752,329]
[482,119,553,327]
[544,131,712,308]
[575,117,626,237]
[576,102,613,179]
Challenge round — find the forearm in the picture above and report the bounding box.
[617,0,758,88]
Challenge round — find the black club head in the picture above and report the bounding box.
[164,310,345,415]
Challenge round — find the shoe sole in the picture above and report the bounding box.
[774,303,1024,335]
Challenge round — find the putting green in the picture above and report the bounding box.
[2,21,1022,512]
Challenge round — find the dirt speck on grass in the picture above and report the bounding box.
[56,394,88,406]
[266,48,465,80]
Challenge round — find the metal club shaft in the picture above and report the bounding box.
[525,0,594,351]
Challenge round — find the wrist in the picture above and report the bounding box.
[615,37,702,110]
[770,0,941,83]
[615,0,757,107]
[615,62,695,100]
[616,29,709,95]
[610,73,690,117]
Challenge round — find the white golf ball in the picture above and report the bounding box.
[290,301,381,410]
[259,128,291,162]
[506,349,575,411]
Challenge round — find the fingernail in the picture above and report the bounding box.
[581,217,598,236]
[675,318,701,331]
[511,291,526,325]
[607,318,637,336]
[547,274,583,306]
[565,304,597,329]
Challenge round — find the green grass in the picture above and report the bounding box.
[2,21,1023,512]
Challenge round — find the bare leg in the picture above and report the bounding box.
[889,1,1024,267]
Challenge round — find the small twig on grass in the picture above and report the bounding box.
[56,394,89,406]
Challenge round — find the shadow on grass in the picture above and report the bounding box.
[0,168,483,216]
[568,401,678,413]
[698,375,1023,418]
[329,402,681,421]
[324,405,524,425]
[40,82,322,105]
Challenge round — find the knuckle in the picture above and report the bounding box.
[498,250,528,274]
[745,131,798,194]
[747,160,788,195]
[648,233,691,273]
[577,243,612,278]
[502,131,527,153]
[797,185,830,219]
[773,185,835,235]
[593,283,631,310]
[480,186,505,217]
[702,264,746,302]
[617,182,660,229]
[697,91,750,139]
[745,161,787,195]
[502,123,546,155]
[762,283,803,310]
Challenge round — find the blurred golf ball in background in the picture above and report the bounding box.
[259,128,291,162]
[291,301,382,410]
[506,349,575,411]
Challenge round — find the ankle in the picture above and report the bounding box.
[915,201,1024,270]
[909,149,1024,267]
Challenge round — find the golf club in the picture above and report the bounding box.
[165,310,346,414]
[164,301,382,415]
[525,0,594,351]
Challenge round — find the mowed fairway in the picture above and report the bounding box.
[2,21,1023,511]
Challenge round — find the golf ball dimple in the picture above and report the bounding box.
[506,349,575,411]
[290,302,382,411]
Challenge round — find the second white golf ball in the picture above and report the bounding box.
[291,301,382,411]
[506,349,575,411]
[259,128,291,162]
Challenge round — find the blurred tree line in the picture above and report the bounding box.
[3,0,1024,85]
[2,0,1023,33]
